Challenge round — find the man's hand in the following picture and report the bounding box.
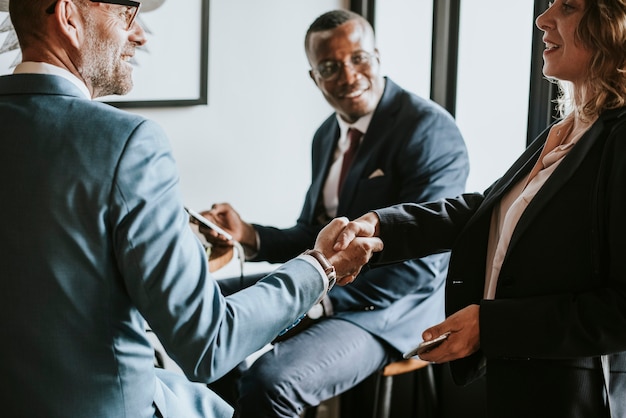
[195,203,258,250]
[333,211,380,252]
[417,304,480,363]
[314,217,383,285]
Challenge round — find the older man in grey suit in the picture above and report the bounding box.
[0,1,382,417]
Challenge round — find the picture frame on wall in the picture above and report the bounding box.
[0,0,210,108]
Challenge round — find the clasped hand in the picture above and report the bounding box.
[314,217,383,285]
[194,205,384,285]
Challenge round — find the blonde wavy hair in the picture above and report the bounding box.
[554,0,626,118]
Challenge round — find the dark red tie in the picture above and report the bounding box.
[338,128,362,194]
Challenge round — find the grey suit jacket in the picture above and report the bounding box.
[0,73,326,418]
[252,78,469,353]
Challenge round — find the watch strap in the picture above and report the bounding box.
[302,249,336,291]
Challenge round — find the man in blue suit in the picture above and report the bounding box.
[0,2,383,417]
[203,9,470,417]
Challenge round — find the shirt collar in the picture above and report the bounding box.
[336,112,374,141]
[13,62,92,100]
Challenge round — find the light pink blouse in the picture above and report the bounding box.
[484,115,595,299]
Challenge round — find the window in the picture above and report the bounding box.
[375,0,433,98]
[455,1,535,191]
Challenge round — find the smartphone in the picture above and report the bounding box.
[185,207,233,241]
[403,331,451,359]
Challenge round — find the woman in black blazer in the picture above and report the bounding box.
[336,0,626,416]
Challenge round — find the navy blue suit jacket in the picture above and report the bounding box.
[252,78,469,353]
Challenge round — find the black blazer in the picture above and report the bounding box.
[374,107,626,417]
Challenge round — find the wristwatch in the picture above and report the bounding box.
[303,249,337,291]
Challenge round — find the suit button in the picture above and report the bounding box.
[364,306,375,311]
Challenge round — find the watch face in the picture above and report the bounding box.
[306,303,324,320]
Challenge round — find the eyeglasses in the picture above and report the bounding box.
[312,51,376,81]
[46,0,141,31]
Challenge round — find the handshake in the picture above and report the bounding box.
[190,203,382,286]
[312,212,382,285]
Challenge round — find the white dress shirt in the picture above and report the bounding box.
[322,113,373,218]
[14,61,91,100]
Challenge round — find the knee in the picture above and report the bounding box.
[237,363,300,417]
[238,362,285,403]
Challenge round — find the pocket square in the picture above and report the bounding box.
[368,169,385,179]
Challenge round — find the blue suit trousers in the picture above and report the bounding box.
[236,318,400,418]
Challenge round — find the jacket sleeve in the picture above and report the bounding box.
[373,193,485,263]
[110,120,325,382]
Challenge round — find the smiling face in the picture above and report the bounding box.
[535,0,592,86]
[78,1,147,98]
[306,19,385,124]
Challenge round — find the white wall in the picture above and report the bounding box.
[375,0,433,99]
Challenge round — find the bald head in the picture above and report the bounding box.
[9,0,50,50]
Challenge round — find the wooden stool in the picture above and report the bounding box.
[304,358,438,418]
[373,358,437,418]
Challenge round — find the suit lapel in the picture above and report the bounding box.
[507,119,606,250]
[455,108,625,280]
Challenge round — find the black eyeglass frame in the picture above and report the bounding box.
[311,51,377,82]
[46,0,141,30]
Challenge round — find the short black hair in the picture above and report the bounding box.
[308,9,361,32]
[304,9,366,53]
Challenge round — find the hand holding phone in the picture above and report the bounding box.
[403,331,451,359]
[185,207,233,241]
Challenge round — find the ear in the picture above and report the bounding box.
[373,48,381,64]
[309,69,320,87]
[53,0,83,49]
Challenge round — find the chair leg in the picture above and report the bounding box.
[372,374,393,418]
[418,364,439,417]
[371,364,440,418]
